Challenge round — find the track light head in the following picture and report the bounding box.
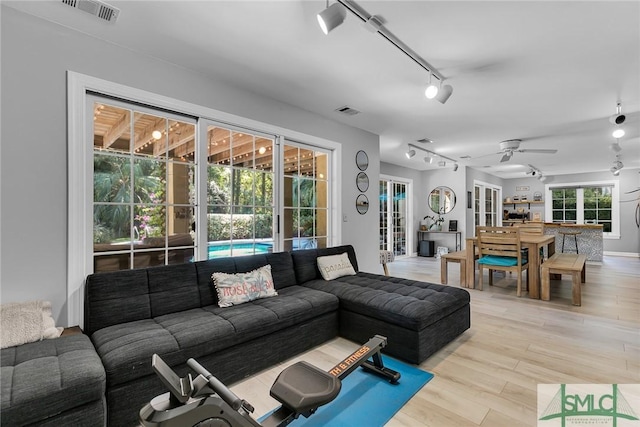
[453,163,459,172]
[538,175,546,182]
[612,168,621,176]
[406,149,416,159]
[435,84,453,104]
[317,2,346,35]
[610,102,626,125]
[612,128,625,139]
[609,114,626,125]
[438,160,446,167]
[425,73,438,99]
[609,142,622,153]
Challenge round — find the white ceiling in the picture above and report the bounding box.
[6,0,640,179]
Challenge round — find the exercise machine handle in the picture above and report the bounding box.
[187,358,242,410]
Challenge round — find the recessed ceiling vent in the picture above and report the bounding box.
[335,106,360,116]
[61,0,120,23]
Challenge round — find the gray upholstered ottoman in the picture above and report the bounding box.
[1,333,106,426]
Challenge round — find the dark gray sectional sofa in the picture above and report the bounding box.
[1,244,470,426]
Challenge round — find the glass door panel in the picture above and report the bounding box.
[206,124,275,258]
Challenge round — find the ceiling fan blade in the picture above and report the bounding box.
[519,149,558,154]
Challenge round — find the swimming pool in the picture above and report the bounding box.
[207,241,273,258]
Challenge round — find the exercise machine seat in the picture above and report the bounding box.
[270,361,341,414]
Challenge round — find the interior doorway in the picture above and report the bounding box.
[379,175,413,257]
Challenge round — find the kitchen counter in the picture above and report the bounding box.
[543,223,603,262]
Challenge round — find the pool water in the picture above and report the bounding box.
[208,242,272,258]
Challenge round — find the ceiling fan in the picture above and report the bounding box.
[493,139,558,162]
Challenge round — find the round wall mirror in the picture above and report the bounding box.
[356,172,369,192]
[356,150,369,171]
[356,194,369,214]
[429,186,456,214]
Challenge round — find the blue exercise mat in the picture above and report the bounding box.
[258,356,434,427]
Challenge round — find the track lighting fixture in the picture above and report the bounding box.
[538,175,547,182]
[609,102,626,125]
[406,143,458,170]
[609,141,622,153]
[435,84,453,104]
[425,74,438,99]
[610,156,624,175]
[612,128,625,139]
[317,2,347,35]
[320,0,452,103]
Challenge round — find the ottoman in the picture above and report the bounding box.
[1,334,106,426]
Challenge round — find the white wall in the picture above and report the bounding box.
[381,162,467,254]
[0,7,380,325]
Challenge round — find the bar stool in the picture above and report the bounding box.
[379,250,395,276]
[559,231,581,254]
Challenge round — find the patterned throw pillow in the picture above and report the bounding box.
[317,252,356,281]
[212,264,278,308]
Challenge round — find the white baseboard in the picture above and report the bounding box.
[603,251,640,258]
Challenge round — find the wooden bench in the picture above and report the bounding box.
[541,253,587,306]
[441,251,468,287]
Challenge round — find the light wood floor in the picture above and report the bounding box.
[230,255,640,426]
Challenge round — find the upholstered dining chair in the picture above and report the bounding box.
[476,226,530,296]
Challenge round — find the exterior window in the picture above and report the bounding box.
[550,185,614,233]
[92,100,196,272]
[551,188,577,223]
[206,125,275,258]
[283,143,329,251]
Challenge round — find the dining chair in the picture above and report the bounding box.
[476,226,530,296]
[514,222,545,262]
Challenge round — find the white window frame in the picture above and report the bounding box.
[545,180,620,239]
[68,71,342,327]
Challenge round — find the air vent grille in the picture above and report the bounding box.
[61,0,119,23]
[335,106,360,116]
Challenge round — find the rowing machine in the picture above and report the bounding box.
[139,335,400,427]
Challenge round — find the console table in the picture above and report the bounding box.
[418,230,462,251]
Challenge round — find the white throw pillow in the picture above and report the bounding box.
[212,264,278,308]
[317,252,356,281]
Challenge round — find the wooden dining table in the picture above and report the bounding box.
[465,234,555,298]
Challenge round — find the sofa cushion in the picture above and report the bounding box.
[0,334,105,426]
[302,272,470,331]
[84,268,150,335]
[212,264,278,307]
[317,252,356,280]
[148,263,200,317]
[195,252,298,307]
[291,245,359,284]
[91,286,338,386]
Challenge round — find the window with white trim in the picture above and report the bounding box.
[546,181,620,237]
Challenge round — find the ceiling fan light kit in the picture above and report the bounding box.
[319,0,452,103]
